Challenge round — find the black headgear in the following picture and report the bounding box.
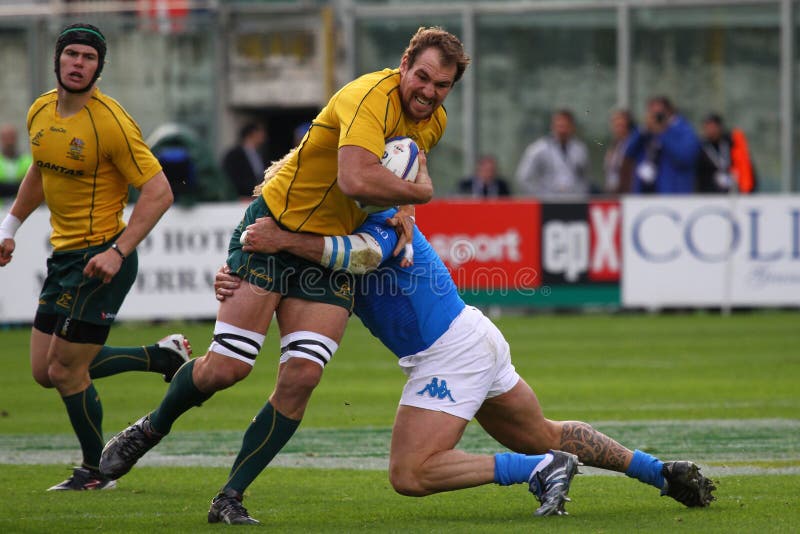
[54,23,107,93]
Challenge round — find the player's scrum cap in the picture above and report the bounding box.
[55,23,107,74]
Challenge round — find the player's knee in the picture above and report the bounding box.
[388,459,433,497]
[194,354,251,391]
[31,366,53,388]
[273,331,338,396]
[30,351,53,388]
[275,358,323,395]
[388,466,430,497]
[388,468,416,496]
[269,359,323,420]
[46,360,73,389]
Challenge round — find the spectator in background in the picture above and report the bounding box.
[603,109,637,194]
[515,109,589,199]
[625,96,700,194]
[456,155,511,198]
[0,123,32,198]
[696,113,757,194]
[222,122,267,200]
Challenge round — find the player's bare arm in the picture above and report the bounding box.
[242,216,324,261]
[242,216,382,275]
[338,145,433,207]
[83,171,174,283]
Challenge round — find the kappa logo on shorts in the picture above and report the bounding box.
[416,377,456,402]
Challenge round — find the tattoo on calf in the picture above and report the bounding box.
[559,421,630,472]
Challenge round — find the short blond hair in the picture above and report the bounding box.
[402,26,470,84]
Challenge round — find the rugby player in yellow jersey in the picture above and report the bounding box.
[0,23,192,491]
[101,27,470,524]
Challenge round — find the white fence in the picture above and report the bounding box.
[0,202,245,323]
[2,196,799,322]
[622,195,800,308]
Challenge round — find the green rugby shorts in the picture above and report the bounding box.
[37,237,139,325]
[226,196,355,312]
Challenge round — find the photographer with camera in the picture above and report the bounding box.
[624,96,700,194]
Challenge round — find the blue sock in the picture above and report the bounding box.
[494,452,549,486]
[625,449,665,489]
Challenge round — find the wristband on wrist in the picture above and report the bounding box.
[110,243,126,260]
[0,214,22,241]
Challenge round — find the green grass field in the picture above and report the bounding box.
[1,310,798,532]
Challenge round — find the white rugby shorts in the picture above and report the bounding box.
[397,306,521,421]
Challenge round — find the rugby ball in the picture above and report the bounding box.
[356,137,420,214]
[381,136,420,182]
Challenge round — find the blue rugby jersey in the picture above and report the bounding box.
[353,210,466,358]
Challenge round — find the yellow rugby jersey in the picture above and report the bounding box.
[263,68,447,235]
[27,88,162,251]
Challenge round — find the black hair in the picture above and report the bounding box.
[239,122,263,141]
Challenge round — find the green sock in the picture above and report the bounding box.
[223,402,301,495]
[89,343,176,379]
[149,359,212,434]
[61,383,104,471]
